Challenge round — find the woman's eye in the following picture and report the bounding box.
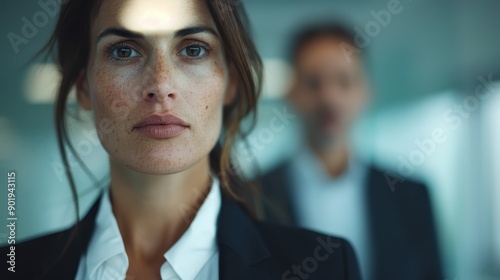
[180,45,207,58]
[111,46,140,59]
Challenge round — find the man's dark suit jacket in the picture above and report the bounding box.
[259,163,443,280]
[1,189,360,280]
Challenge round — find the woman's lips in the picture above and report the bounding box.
[133,114,189,139]
[134,124,188,139]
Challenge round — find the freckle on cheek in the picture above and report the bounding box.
[206,106,208,110]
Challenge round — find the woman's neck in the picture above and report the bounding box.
[108,156,212,262]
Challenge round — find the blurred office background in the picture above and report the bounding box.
[1,0,499,279]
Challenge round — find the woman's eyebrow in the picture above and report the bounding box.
[97,27,143,43]
[96,25,219,43]
[173,26,219,38]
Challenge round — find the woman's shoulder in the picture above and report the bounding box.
[1,232,52,264]
[255,220,355,254]
[1,228,69,257]
[217,193,361,279]
[1,202,99,279]
[255,220,350,248]
[1,229,68,279]
[254,221,361,279]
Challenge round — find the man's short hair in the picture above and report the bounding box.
[290,22,361,63]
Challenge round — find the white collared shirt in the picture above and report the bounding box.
[289,147,371,280]
[75,177,221,280]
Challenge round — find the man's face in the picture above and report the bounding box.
[290,36,368,147]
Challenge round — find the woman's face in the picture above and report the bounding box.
[77,0,235,174]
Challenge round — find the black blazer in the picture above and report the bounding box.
[260,163,443,280]
[1,189,360,280]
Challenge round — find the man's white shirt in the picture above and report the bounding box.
[289,147,371,279]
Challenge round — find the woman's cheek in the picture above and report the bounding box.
[91,68,136,119]
[189,68,226,122]
[87,68,133,148]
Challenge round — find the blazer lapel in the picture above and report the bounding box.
[217,192,280,280]
[365,167,408,280]
[39,193,102,279]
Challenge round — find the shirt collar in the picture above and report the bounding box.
[164,176,221,279]
[291,146,367,187]
[84,176,221,279]
[86,185,128,279]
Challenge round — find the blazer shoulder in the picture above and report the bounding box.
[1,228,70,279]
[255,221,361,280]
[1,196,101,279]
[259,161,291,184]
[1,227,65,250]
[256,220,348,247]
[369,165,430,195]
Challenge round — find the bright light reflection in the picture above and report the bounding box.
[24,63,76,104]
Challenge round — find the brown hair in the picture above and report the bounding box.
[39,0,262,275]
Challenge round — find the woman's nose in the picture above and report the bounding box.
[141,56,178,103]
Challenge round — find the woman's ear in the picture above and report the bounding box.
[223,64,238,105]
[76,71,92,110]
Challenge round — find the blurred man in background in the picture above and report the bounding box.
[259,23,443,280]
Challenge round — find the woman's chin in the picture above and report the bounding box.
[112,152,205,176]
[121,161,193,175]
